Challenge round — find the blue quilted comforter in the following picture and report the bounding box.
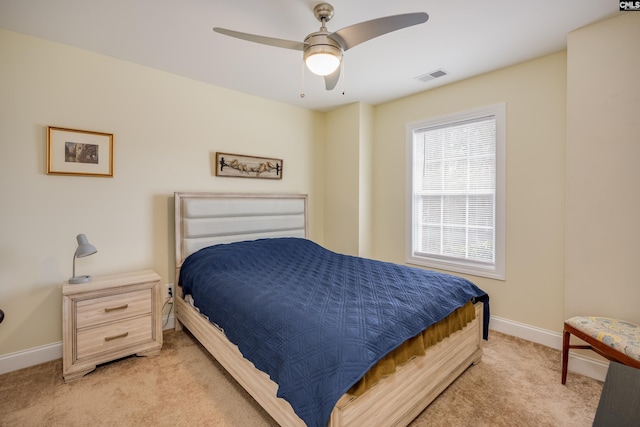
[179,238,488,426]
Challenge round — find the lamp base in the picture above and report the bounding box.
[69,275,92,284]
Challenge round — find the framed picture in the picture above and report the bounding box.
[47,126,114,177]
[215,152,283,179]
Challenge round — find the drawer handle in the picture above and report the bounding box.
[104,332,129,342]
[104,304,129,313]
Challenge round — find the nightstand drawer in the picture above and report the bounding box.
[76,315,153,359]
[76,289,151,329]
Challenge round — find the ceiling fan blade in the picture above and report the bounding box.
[213,27,305,51]
[324,67,341,91]
[330,12,428,51]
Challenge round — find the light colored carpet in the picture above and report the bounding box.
[0,330,602,426]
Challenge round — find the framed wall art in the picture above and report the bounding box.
[215,152,283,180]
[47,126,114,177]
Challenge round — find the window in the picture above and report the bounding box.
[406,104,505,280]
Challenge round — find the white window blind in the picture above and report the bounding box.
[407,104,505,279]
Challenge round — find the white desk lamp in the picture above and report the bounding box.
[69,234,97,284]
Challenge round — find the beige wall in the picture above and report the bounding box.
[565,13,640,323]
[371,52,568,332]
[0,29,325,355]
[324,102,375,257]
[324,104,360,255]
[357,103,374,258]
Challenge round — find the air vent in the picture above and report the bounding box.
[415,69,448,83]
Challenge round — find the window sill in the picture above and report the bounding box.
[406,255,505,281]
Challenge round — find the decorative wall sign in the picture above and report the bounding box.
[215,152,283,179]
[47,126,113,177]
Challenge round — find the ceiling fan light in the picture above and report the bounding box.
[305,52,341,76]
[303,33,342,76]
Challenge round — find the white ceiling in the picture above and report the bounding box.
[0,0,619,112]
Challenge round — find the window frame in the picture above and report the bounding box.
[406,103,506,280]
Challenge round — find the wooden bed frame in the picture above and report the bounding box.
[174,192,483,427]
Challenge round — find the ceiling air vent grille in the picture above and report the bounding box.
[415,69,448,83]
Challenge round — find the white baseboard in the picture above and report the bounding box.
[490,315,608,382]
[0,342,62,376]
[489,315,563,348]
[163,313,175,330]
[0,314,608,381]
[0,313,177,376]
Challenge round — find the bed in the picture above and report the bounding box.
[174,192,488,427]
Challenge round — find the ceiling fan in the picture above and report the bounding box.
[213,3,429,91]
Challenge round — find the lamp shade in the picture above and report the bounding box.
[75,234,97,258]
[303,33,342,76]
[69,234,97,284]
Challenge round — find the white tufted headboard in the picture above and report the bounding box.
[174,192,308,283]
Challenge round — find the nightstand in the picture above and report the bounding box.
[62,270,163,382]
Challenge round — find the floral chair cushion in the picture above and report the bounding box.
[567,316,640,362]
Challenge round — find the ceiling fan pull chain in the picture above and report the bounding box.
[300,59,306,98]
[341,61,346,95]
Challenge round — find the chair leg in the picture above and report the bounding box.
[562,328,570,385]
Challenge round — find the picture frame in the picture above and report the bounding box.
[47,126,114,177]
[215,152,283,180]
